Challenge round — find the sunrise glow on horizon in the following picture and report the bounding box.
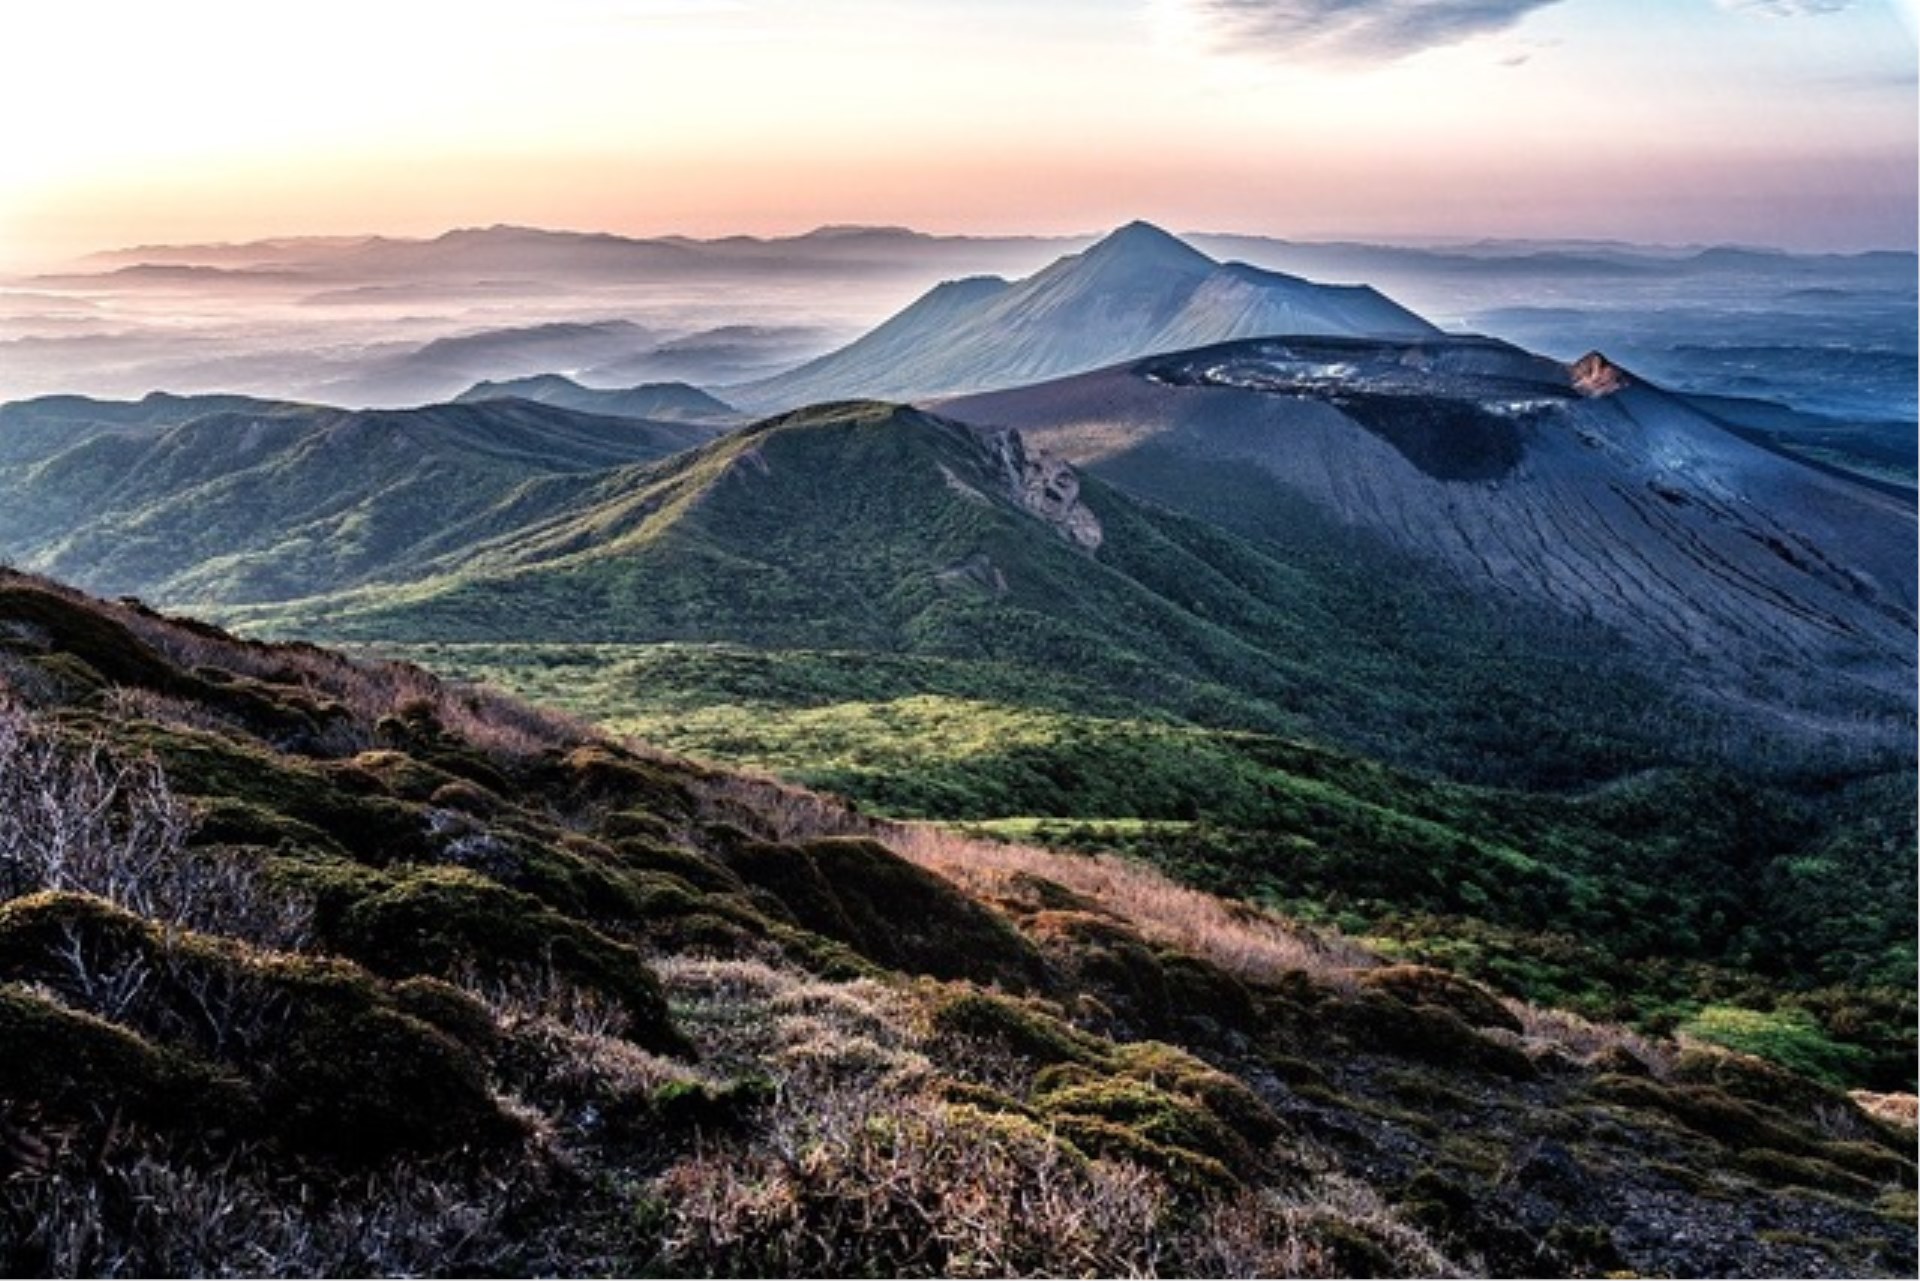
[2,0,1914,266]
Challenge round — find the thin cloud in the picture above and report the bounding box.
[1180,0,1566,63]
[1716,0,1852,14]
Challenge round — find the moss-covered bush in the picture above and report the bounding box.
[929,988,1109,1069]
[1330,987,1535,1078]
[1360,964,1521,1033]
[0,984,253,1133]
[337,866,685,1054]
[269,989,517,1160]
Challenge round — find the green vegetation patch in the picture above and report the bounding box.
[1680,1005,1869,1089]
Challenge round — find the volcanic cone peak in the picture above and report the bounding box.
[1073,219,1217,274]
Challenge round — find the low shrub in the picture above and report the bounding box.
[337,866,685,1055]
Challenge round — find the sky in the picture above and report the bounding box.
[0,0,1914,264]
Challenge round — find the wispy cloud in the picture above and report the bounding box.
[1715,0,1852,14]
[1178,0,1565,63]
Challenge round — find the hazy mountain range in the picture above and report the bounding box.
[7,220,1911,430]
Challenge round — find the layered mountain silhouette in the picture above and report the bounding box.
[78,223,1084,284]
[321,320,660,406]
[2,320,1911,767]
[728,221,1437,410]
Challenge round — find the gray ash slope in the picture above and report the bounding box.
[941,334,1916,751]
[729,221,1436,412]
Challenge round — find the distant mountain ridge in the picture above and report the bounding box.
[32,221,1910,433]
[728,221,1439,410]
[75,223,1087,280]
[321,320,660,406]
[454,375,743,424]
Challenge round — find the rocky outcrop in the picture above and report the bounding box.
[982,428,1103,551]
[1570,350,1633,397]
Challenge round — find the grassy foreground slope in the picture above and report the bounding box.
[0,568,1913,1277]
[397,640,1917,1092]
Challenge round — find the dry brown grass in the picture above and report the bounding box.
[1850,1090,1919,1133]
[654,1077,1172,1278]
[647,957,1177,1274]
[4,1140,538,1278]
[883,822,1375,991]
[1501,998,1676,1078]
[654,955,929,1087]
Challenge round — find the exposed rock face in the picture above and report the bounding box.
[1570,350,1633,397]
[983,428,1103,550]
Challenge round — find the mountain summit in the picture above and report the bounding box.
[1073,218,1218,273]
[729,222,1437,410]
